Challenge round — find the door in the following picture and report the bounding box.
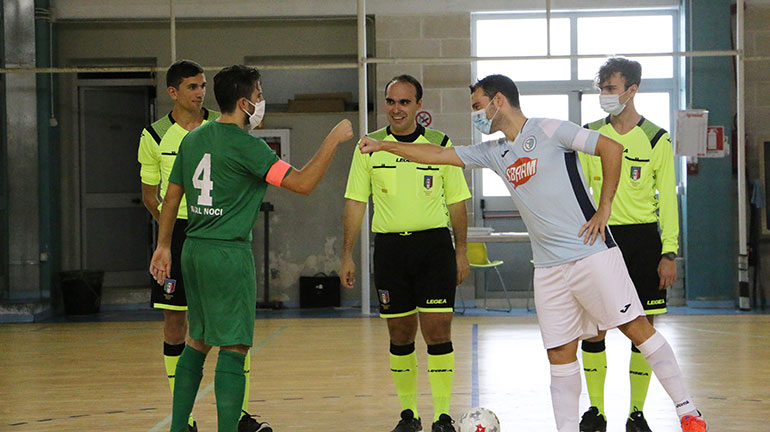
[79,84,154,289]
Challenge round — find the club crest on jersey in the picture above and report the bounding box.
[630,166,641,181]
[506,157,538,188]
[164,279,176,295]
[522,135,537,152]
[423,175,434,189]
[378,289,391,305]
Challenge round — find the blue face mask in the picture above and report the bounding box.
[471,102,500,135]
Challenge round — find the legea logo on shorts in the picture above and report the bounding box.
[426,299,447,304]
[506,157,538,188]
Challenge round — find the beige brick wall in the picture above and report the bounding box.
[374,13,474,218]
[374,13,472,142]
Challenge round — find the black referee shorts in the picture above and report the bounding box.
[374,228,457,318]
[151,219,188,311]
[609,223,667,314]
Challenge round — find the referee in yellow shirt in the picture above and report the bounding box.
[340,75,471,432]
[577,58,679,432]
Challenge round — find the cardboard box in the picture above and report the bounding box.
[294,92,353,102]
[287,98,346,113]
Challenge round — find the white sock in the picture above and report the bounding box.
[636,331,699,417]
[550,360,582,432]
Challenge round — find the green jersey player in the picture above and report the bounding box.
[149,64,353,432]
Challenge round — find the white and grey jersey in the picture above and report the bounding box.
[455,117,616,267]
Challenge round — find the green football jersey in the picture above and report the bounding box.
[168,121,290,242]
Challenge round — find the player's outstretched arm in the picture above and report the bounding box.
[149,182,183,284]
[340,199,366,289]
[281,119,354,195]
[358,136,465,168]
[578,135,622,245]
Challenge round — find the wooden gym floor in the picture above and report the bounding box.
[1,312,768,431]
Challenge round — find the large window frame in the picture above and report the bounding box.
[471,8,682,218]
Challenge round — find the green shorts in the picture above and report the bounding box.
[181,237,256,347]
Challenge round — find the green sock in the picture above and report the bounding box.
[390,343,419,420]
[164,343,196,428]
[629,346,652,414]
[242,350,251,414]
[582,340,607,415]
[163,345,182,395]
[215,350,246,432]
[427,343,454,422]
[171,346,206,432]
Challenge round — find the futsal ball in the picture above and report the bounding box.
[457,407,501,432]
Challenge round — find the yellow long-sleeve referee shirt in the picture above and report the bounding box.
[344,124,471,234]
[579,116,679,254]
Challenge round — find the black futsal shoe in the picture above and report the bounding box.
[580,406,607,432]
[431,413,456,432]
[392,409,423,432]
[626,410,652,432]
[238,410,273,432]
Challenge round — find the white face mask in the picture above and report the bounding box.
[599,88,631,116]
[242,99,265,130]
[471,102,500,135]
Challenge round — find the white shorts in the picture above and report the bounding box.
[534,247,645,349]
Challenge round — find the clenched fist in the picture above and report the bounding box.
[330,119,354,143]
[358,135,389,154]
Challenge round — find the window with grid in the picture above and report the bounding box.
[472,9,680,200]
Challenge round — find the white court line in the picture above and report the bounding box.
[658,322,770,339]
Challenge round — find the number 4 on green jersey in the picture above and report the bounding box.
[192,153,213,206]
